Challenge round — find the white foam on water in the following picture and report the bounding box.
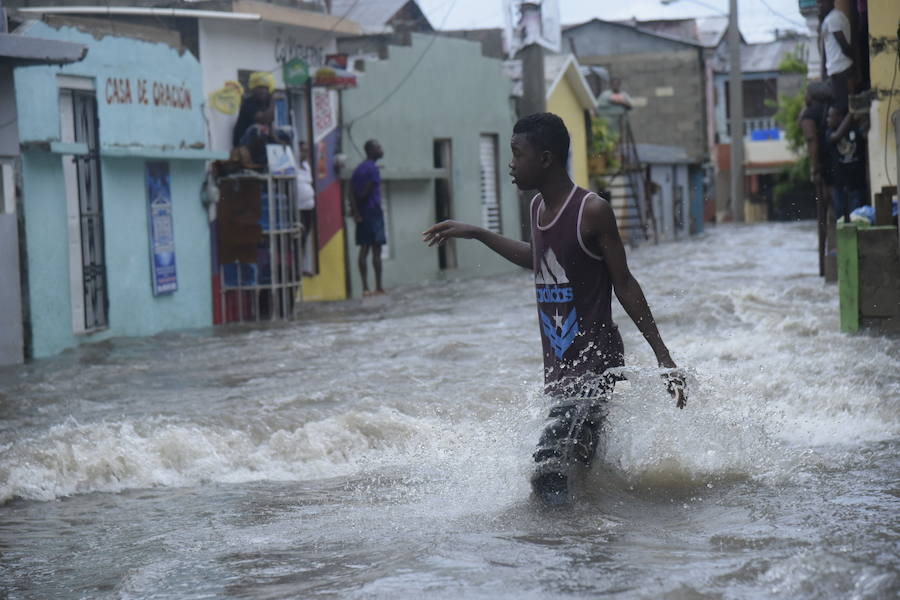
[0,407,443,503]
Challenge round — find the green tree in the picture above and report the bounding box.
[770,84,814,219]
[778,47,808,75]
[772,86,807,153]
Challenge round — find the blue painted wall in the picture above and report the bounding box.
[15,21,205,150]
[15,22,211,358]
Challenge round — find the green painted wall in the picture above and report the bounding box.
[341,34,522,296]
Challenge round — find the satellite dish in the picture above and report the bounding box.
[502,0,561,58]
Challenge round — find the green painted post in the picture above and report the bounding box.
[837,223,859,333]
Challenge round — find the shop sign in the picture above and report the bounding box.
[283,58,309,88]
[312,87,337,143]
[146,162,178,295]
[105,77,193,110]
[208,81,244,115]
[312,53,357,89]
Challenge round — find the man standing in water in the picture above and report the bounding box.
[422,113,685,503]
[350,140,387,296]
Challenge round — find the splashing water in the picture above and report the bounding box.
[0,222,897,599]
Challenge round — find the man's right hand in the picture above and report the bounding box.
[422,220,478,246]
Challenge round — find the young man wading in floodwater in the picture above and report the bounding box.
[422,113,686,504]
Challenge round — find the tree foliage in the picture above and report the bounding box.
[590,116,621,172]
[778,47,808,75]
[772,86,807,154]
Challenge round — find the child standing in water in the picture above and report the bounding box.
[422,113,686,503]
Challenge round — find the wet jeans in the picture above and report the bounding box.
[832,186,864,222]
[532,375,615,476]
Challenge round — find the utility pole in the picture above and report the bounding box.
[515,1,547,117]
[518,41,545,117]
[514,2,546,239]
[728,0,744,222]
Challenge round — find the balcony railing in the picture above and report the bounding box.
[725,117,780,140]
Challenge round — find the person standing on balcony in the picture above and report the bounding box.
[825,105,867,223]
[598,77,632,111]
[350,140,386,297]
[232,71,275,149]
[818,0,853,112]
[800,81,834,276]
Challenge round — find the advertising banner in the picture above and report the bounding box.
[146,161,178,295]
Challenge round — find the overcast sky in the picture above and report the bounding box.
[417,0,810,44]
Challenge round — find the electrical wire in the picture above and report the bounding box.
[883,49,898,187]
[344,0,460,152]
[258,0,364,76]
[663,0,806,33]
[755,0,807,30]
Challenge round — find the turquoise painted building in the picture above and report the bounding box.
[338,34,522,295]
[13,20,222,358]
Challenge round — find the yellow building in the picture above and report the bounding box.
[866,0,899,195]
[545,54,598,189]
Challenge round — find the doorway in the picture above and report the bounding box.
[60,84,108,333]
[434,139,456,270]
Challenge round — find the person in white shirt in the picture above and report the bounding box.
[296,141,316,275]
[818,0,853,111]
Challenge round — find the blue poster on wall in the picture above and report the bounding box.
[146,161,178,295]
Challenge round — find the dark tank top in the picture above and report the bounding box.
[531,185,624,394]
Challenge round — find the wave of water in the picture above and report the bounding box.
[3,359,894,504]
[1,222,898,508]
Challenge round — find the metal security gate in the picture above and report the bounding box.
[479,134,502,234]
[63,88,108,331]
[217,174,303,323]
[73,91,108,330]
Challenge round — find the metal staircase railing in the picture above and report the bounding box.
[602,112,656,245]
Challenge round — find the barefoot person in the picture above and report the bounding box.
[422,113,685,503]
[350,140,386,296]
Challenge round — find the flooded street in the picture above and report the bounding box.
[1,222,898,599]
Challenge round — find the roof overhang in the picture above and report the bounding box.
[0,32,87,65]
[546,54,597,109]
[232,0,361,35]
[16,2,363,35]
[17,5,261,21]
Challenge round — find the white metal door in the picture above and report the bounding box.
[479,135,501,234]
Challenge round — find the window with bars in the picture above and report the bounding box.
[479,134,501,234]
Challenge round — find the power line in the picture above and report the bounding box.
[663,0,806,32]
[260,0,365,76]
[883,50,898,187]
[754,0,807,29]
[344,0,461,153]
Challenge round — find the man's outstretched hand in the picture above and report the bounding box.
[657,357,687,409]
[665,373,687,409]
[422,220,477,247]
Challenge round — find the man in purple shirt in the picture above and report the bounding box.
[350,140,386,296]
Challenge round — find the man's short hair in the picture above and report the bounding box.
[513,113,570,166]
[364,139,378,155]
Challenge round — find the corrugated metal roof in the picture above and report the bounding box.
[714,37,808,73]
[695,17,729,48]
[612,16,728,48]
[565,18,701,48]
[330,0,409,32]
